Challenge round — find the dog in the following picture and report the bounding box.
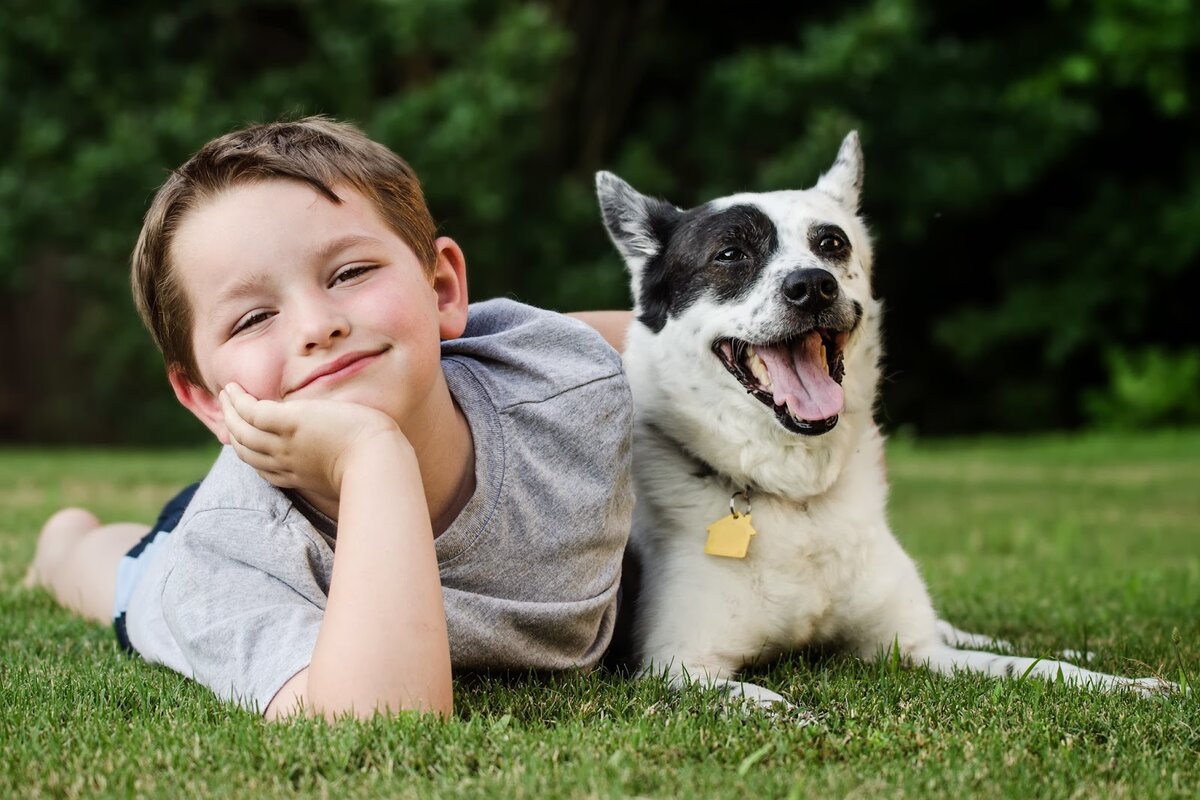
[595,132,1174,708]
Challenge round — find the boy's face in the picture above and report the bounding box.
[167,179,468,442]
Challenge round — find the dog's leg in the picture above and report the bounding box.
[935,619,1012,651]
[935,620,1096,662]
[911,645,1177,696]
[848,547,1132,692]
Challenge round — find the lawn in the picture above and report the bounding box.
[1,432,1197,799]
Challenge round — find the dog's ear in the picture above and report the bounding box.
[595,171,680,271]
[815,131,864,213]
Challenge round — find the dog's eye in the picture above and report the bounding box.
[715,247,746,263]
[819,235,846,253]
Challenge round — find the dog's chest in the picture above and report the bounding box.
[718,493,860,581]
[645,480,867,588]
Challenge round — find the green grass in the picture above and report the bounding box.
[2,433,1198,799]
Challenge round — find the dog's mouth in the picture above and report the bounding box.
[713,330,848,435]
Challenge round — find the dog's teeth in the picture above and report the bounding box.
[820,341,828,373]
[747,347,772,388]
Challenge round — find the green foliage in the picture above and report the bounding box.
[1084,347,1200,429]
[1,0,1197,441]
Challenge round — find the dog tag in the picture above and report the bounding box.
[705,513,757,558]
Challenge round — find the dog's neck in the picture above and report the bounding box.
[644,421,723,482]
[643,415,861,502]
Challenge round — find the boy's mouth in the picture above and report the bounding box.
[288,347,389,395]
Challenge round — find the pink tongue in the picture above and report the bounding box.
[756,332,844,421]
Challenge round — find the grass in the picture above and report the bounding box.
[1,432,1198,799]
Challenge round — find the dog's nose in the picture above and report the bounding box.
[782,268,839,311]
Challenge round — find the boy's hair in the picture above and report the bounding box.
[131,116,438,387]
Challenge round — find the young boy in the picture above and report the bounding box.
[24,116,635,721]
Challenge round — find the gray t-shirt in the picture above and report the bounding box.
[125,299,633,712]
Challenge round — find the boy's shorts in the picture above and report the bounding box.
[112,482,200,652]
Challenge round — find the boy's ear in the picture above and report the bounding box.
[431,236,469,340]
[168,368,230,444]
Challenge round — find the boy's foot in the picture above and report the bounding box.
[23,507,102,591]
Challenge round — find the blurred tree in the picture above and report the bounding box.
[0,0,1195,442]
[1084,346,1200,428]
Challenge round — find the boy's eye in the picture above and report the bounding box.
[232,311,273,336]
[332,264,375,285]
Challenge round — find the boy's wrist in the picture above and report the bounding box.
[336,428,416,487]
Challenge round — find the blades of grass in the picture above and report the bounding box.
[1020,657,1045,682]
[736,743,774,777]
[887,635,902,676]
[1171,627,1193,694]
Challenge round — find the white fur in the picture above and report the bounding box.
[600,132,1176,709]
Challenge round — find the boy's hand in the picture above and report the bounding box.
[219,382,406,501]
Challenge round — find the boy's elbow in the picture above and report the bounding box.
[264,667,453,722]
[309,686,453,723]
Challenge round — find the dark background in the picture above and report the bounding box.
[2,0,1197,444]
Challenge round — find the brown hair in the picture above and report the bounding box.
[130,116,438,387]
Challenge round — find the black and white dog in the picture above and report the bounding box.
[596,132,1173,707]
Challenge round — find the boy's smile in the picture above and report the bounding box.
[167,179,468,443]
[286,347,391,396]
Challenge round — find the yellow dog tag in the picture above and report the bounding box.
[705,512,757,559]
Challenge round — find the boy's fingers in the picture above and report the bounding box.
[246,400,296,435]
[225,384,294,435]
[223,384,265,425]
[222,394,282,455]
[227,426,278,461]
[227,435,279,474]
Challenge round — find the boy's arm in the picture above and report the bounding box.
[568,310,632,353]
[221,385,452,721]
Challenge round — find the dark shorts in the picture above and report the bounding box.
[112,482,201,652]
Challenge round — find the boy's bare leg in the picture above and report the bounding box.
[24,508,150,624]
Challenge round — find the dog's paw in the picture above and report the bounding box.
[707,678,816,725]
[1115,676,1185,698]
[655,669,816,724]
[716,678,790,708]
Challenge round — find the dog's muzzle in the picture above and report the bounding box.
[713,333,847,435]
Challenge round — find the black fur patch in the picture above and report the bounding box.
[637,204,779,332]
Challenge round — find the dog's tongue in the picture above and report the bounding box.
[756,332,844,421]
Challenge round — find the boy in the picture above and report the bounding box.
[24,116,634,720]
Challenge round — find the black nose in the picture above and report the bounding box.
[782,268,839,311]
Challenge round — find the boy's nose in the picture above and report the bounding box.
[297,305,350,351]
[304,324,347,351]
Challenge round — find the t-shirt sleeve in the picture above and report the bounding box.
[158,508,330,712]
[499,369,634,666]
[441,359,635,672]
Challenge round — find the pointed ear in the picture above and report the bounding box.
[595,171,680,273]
[169,368,229,444]
[430,236,469,340]
[815,131,864,213]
